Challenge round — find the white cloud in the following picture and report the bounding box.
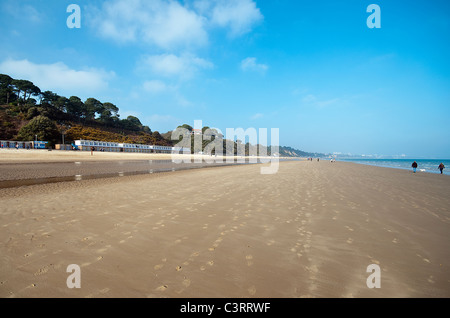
[142,53,213,79]
[89,0,263,48]
[0,58,113,97]
[250,113,263,120]
[302,94,317,103]
[240,57,268,74]
[174,92,193,107]
[139,79,193,107]
[90,0,208,50]
[142,80,169,94]
[3,3,43,24]
[317,98,340,108]
[301,94,340,108]
[209,0,263,37]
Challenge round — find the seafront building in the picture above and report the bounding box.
[0,140,48,149]
[73,140,191,154]
[1,139,190,154]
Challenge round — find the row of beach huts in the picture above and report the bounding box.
[0,139,191,154]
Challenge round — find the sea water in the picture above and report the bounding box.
[341,159,449,175]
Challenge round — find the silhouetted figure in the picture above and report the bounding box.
[438,163,445,174]
[412,161,418,173]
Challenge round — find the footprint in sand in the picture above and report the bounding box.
[346,238,353,244]
[245,255,253,266]
[34,266,49,276]
[306,265,319,274]
[266,239,275,246]
[248,285,257,296]
[156,285,168,291]
[182,278,191,288]
[416,254,431,263]
[96,245,112,253]
[200,260,214,271]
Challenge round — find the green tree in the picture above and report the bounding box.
[17,115,60,145]
[41,91,60,106]
[152,131,162,140]
[54,96,70,113]
[84,97,103,121]
[12,79,41,103]
[127,115,142,127]
[178,124,193,132]
[120,115,142,131]
[98,102,119,124]
[26,107,40,120]
[0,74,16,104]
[142,125,151,134]
[66,96,84,120]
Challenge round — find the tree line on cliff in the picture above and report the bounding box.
[0,73,325,157]
[0,73,167,146]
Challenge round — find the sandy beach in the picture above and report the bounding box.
[0,155,449,298]
[0,148,198,163]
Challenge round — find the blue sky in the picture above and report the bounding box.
[0,0,449,158]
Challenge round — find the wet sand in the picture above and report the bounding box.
[0,148,178,163]
[0,159,449,297]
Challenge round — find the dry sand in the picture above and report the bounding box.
[0,148,191,163]
[0,148,279,164]
[0,158,449,298]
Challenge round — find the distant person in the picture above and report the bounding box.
[438,163,445,174]
[91,146,95,156]
[412,161,418,173]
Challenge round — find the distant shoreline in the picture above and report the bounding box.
[341,158,449,176]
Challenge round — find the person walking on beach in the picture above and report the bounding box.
[438,163,445,174]
[412,161,418,173]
